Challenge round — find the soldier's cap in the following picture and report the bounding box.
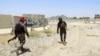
[58,17,62,20]
[20,17,25,22]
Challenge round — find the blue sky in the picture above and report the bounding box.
[0,0,100,18]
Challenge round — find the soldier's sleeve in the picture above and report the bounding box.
[64,21,67,30]
[65,22,67,26]
[24,26,29,37]
[57,22,60,33]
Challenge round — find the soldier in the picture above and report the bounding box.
[8,17,28,43]
[57,17,67,45]
[8,17,29,55]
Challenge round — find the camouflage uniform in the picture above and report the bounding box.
[57,17,67,45]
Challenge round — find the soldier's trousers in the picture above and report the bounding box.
[17,33,25,50]
[60,31,66,42]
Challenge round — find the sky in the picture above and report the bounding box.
[0,0,100,18]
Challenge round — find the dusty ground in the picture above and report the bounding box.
[41,23,100,56]
[0,22,100,56]
[0,34,12,44]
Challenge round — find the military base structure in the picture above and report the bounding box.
[23,14,48,27]
[94,14,100,19]
[0,14,100,34]
[0,14,13,29]
[0,14,48,34]
[1,14,100,29]
[0,14,48,29]
[93,14,100,23]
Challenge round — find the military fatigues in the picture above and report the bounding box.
[57,21,67,43]
[8,21,29,55]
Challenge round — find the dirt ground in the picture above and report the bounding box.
[0,22,100,56]
[0,34,12,44]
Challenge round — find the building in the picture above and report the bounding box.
[0,14,48,29]
[94,14,100,19]
[13,16,21,25]
[0,14,12,29]
[23,14,48,27]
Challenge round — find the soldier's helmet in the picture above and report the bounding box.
[58,17,62,21]
[19,17,25,23]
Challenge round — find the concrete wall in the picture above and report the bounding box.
[0,14,12,29]
[23,14,48,27]
[0,14,48,34]
[13,16,20,26]
[94,14,100,19]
